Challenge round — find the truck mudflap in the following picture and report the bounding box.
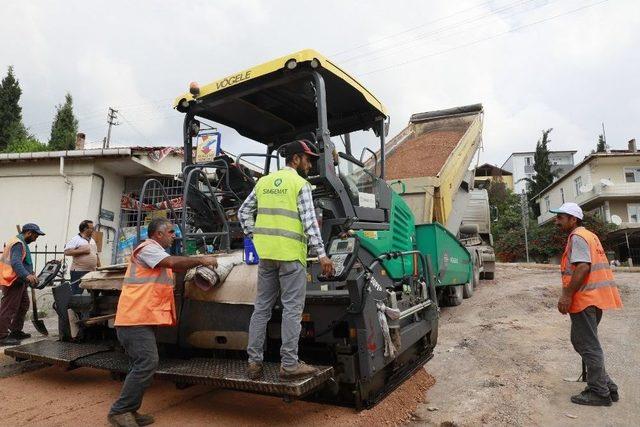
[5,340,333,399]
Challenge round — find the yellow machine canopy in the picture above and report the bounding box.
[174,49,387,145]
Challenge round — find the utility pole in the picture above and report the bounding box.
[105,107,119,148]
[602,122,609,152]
[520,190,530,263]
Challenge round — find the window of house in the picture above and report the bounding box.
[574,176,582,196]
[544,196,550,211]
[624,167,640,183]
[525,157,533,166]
[560,188,565,203]
[628,204,640,223]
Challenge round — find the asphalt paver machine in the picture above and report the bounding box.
[7,50,458,409]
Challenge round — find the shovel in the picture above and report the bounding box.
[30,286,48,336]
[16,224,48,336]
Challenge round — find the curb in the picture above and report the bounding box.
[496,262,640,273]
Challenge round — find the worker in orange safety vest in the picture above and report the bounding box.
[108,218,217,427]
[552,203,622,407]
[0,223,45,346]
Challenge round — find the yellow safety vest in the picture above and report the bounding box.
[253,168,308,265]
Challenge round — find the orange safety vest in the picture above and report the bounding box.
[0,237,26,287]
[561,227,623,313]
[114,239,176,327]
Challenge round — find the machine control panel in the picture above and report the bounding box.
[320,237,358,281]
[35,260,62,289]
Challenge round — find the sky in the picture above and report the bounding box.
[2,0,639,168]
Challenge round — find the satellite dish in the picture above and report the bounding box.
[611,215,623,226]
[600,178,614,187]
[579,184,593,193]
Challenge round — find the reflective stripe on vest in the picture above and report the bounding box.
[253,168,308,265]
[0,238,26,287]
[114,240,176,327]
[561,262,609,276]
[560,227,623,313]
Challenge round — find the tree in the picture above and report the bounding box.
[596,134,606,153]
[49,93,78,151]
[0,66,25,150]
[4,134,48,153]
[488,181,527,261]
[525,128,554,216]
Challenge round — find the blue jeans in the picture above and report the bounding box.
[109,326,159,415]
[70,270,89,295]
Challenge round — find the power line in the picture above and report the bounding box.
[330,0,499,58]
[360,0,609,77]
[341,0,541,65]
[347,0,549,68]
[116,111,154,146]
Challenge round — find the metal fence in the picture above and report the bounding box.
[0,242,68,274]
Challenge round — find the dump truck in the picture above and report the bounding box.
[7,49,479,409]
[382,104,496,306]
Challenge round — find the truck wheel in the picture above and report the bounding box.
[481,261,495,280]
[463,282,474,298]
[463,265,479,299]
[443,285,463,306]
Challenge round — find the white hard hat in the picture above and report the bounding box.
[550,202,583,220]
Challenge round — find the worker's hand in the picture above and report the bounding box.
[557,292,572,315]
[199,255,218,269]
[26,274,39,286]
[319,255,335,277]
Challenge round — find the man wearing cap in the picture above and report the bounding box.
[0,223,45,346]
[239,139,335,380]
[552,203,623,406]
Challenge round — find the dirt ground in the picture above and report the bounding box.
[413,266,639,427]
[0,265,638,426]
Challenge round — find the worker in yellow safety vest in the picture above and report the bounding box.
[238,140,334,381]
[552,203,622,407]
[108,218,217,427]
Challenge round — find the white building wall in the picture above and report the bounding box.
[511,155,530,195]
[505,152,576,195]
[537,155,640,224]
[0,159,124,264]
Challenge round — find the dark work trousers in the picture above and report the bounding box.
[70,270,89,295]
[109,326,159,416]
[570,305,618,397]
[0,279,30,338]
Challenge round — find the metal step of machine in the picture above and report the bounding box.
[6,340,334,399]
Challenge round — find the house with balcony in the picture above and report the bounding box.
[535,139,640,263]
[502,150,576,194]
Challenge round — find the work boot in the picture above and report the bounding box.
[610,388,619,402]
[571,389,612,406]
[133,412,155,426]
[583,385,620,402]
[0,336,21,347]
[279,361,318,380]
[107,412,139,427]
[9,331,31,340]
[247,362,263,380]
